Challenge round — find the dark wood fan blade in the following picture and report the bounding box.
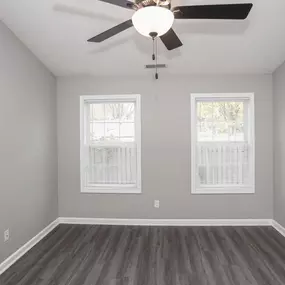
[88,20,133,43]
[173,3,253,20]
[98,0,135,9]
[160,28,183,51]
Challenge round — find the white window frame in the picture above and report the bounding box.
[190,93,255,194]
[80,94,142,194]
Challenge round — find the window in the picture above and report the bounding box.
[80,95,141,194]
[190,93,255,194]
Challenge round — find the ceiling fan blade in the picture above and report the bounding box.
[88,20,133,43]
[98,0,135,9]
[173,3,253,20]
[160,28,183,51]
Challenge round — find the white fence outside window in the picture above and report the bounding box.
[84,143,137,187]
[197,142,250,187]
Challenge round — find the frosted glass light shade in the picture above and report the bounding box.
[132,6,174,37]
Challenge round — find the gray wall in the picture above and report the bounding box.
[0,22,58,264]
[273,61,285,228]
[57,74,273,219]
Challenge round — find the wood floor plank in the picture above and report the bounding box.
[1,225,285,285]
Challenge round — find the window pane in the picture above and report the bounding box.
[197,101,245,142]
[121,103,135,122]
[90,104,105,121]
[120,122,135,138]
[105,103,121,121]
[91,123,105,141]
[104,102,135,122]
[88,145,137,185]
[105,123,120,139]
[213,101,244,142]
[197,102,214,141]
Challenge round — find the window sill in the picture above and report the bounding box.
[81,188,141,194]
[192,186,255,195]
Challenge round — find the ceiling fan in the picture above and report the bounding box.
[87,0,253,51]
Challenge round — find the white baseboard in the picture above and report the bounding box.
[0,219,59,276]
[58,217,272,226]
[272,220,285,237]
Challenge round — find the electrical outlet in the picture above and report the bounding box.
[154,200,160,208]
[4,229,9,242]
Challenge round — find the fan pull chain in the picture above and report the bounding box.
[150,32,159,80]
[155,37,158,80]
[152,37,155,61]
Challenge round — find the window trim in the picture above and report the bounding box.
[190,93,255,195]
[80,94,142,194]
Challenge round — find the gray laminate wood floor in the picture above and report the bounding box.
[1,225,285,285]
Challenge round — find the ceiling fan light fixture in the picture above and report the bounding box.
[132,6,174,37]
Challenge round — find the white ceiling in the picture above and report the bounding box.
[1,0,285,77]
